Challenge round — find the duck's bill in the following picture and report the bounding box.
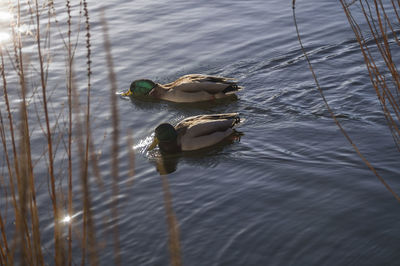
[147,137,159,151]
[121,90,132,96]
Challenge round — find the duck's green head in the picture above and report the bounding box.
[148,123,178,151]
[155,123,178,142]
[127,79,156,96]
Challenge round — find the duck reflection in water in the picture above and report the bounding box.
[154,134,243,175]
[148,113,244,175]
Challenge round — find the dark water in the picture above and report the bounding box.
[1,0,400,265]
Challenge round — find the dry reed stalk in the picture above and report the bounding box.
[377,1,400,45]
[0,0,107,264]
[0,119,11,264]
[15,39,44,262]
[65,1,74,265]
[341,0,400,149]
[83,0,92,198]
[77,1,100,265]
[13,1,39,263]
[161,175,182,266]
[7,0,24,218]
[71,71,99,266]
[392,0,400,25]
[0,0,133,264]
[17,102,31,265]
[33,0,64,264]
[0,45,20,266]
[0,178,9,265]
[101,11,122,266]
[0,54,14,266]
[292,0,400,202]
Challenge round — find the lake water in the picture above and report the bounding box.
[1,0,400,265]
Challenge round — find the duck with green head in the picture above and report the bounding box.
[148,113,242,153]
[122,74,243,103]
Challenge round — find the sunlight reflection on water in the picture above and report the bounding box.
[0,0,399,265]
[62,215,72,224]
[0,31,9,42]
[0,11,12,21]
[60,211,82,225]
[16,24,34,36]
[0,9,11,43]
[133,134,154,153]
[0,9,34,44]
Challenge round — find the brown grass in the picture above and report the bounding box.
[292,0,400,202]
[0,0,187,266]
[0,0,183,265]
[101,10,121,266]
[340,0,400,149]
[161,175,182,266]
[65,1,74,265]
[1,0,118,265]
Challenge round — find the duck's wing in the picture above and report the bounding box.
[180,129,234,151]
[176,113,241,150]
[175,113,240,138]
[165,74,242,94]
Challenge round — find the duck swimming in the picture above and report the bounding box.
[122,74,242,103]
[148,113,242,153]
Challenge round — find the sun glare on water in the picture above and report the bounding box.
[0,31,9,42]
[59,211,82,225]
[0,10,12,43]
[0,11,13,21]
[134,135,155,151]
[62,215,72,223]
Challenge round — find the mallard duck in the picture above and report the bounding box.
[122,74,242,103]
[148,113,242,153]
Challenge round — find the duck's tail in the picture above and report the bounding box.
[208,113,243,127]
[222,84,243,94]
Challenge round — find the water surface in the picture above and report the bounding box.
[1,0,399,265]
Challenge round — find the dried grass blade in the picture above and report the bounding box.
[101,10,122,266]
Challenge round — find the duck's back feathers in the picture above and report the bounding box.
[176,113,241,151]
[164,74,242,94]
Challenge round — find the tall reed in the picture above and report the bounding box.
[161,175,182,266]
[0,0,184,265]
[1,0,117,265]
[33,0,64,263]
[101,11,121,266]
[65,1,74,265]
[292,0,400,202]
[340,0,400,150]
